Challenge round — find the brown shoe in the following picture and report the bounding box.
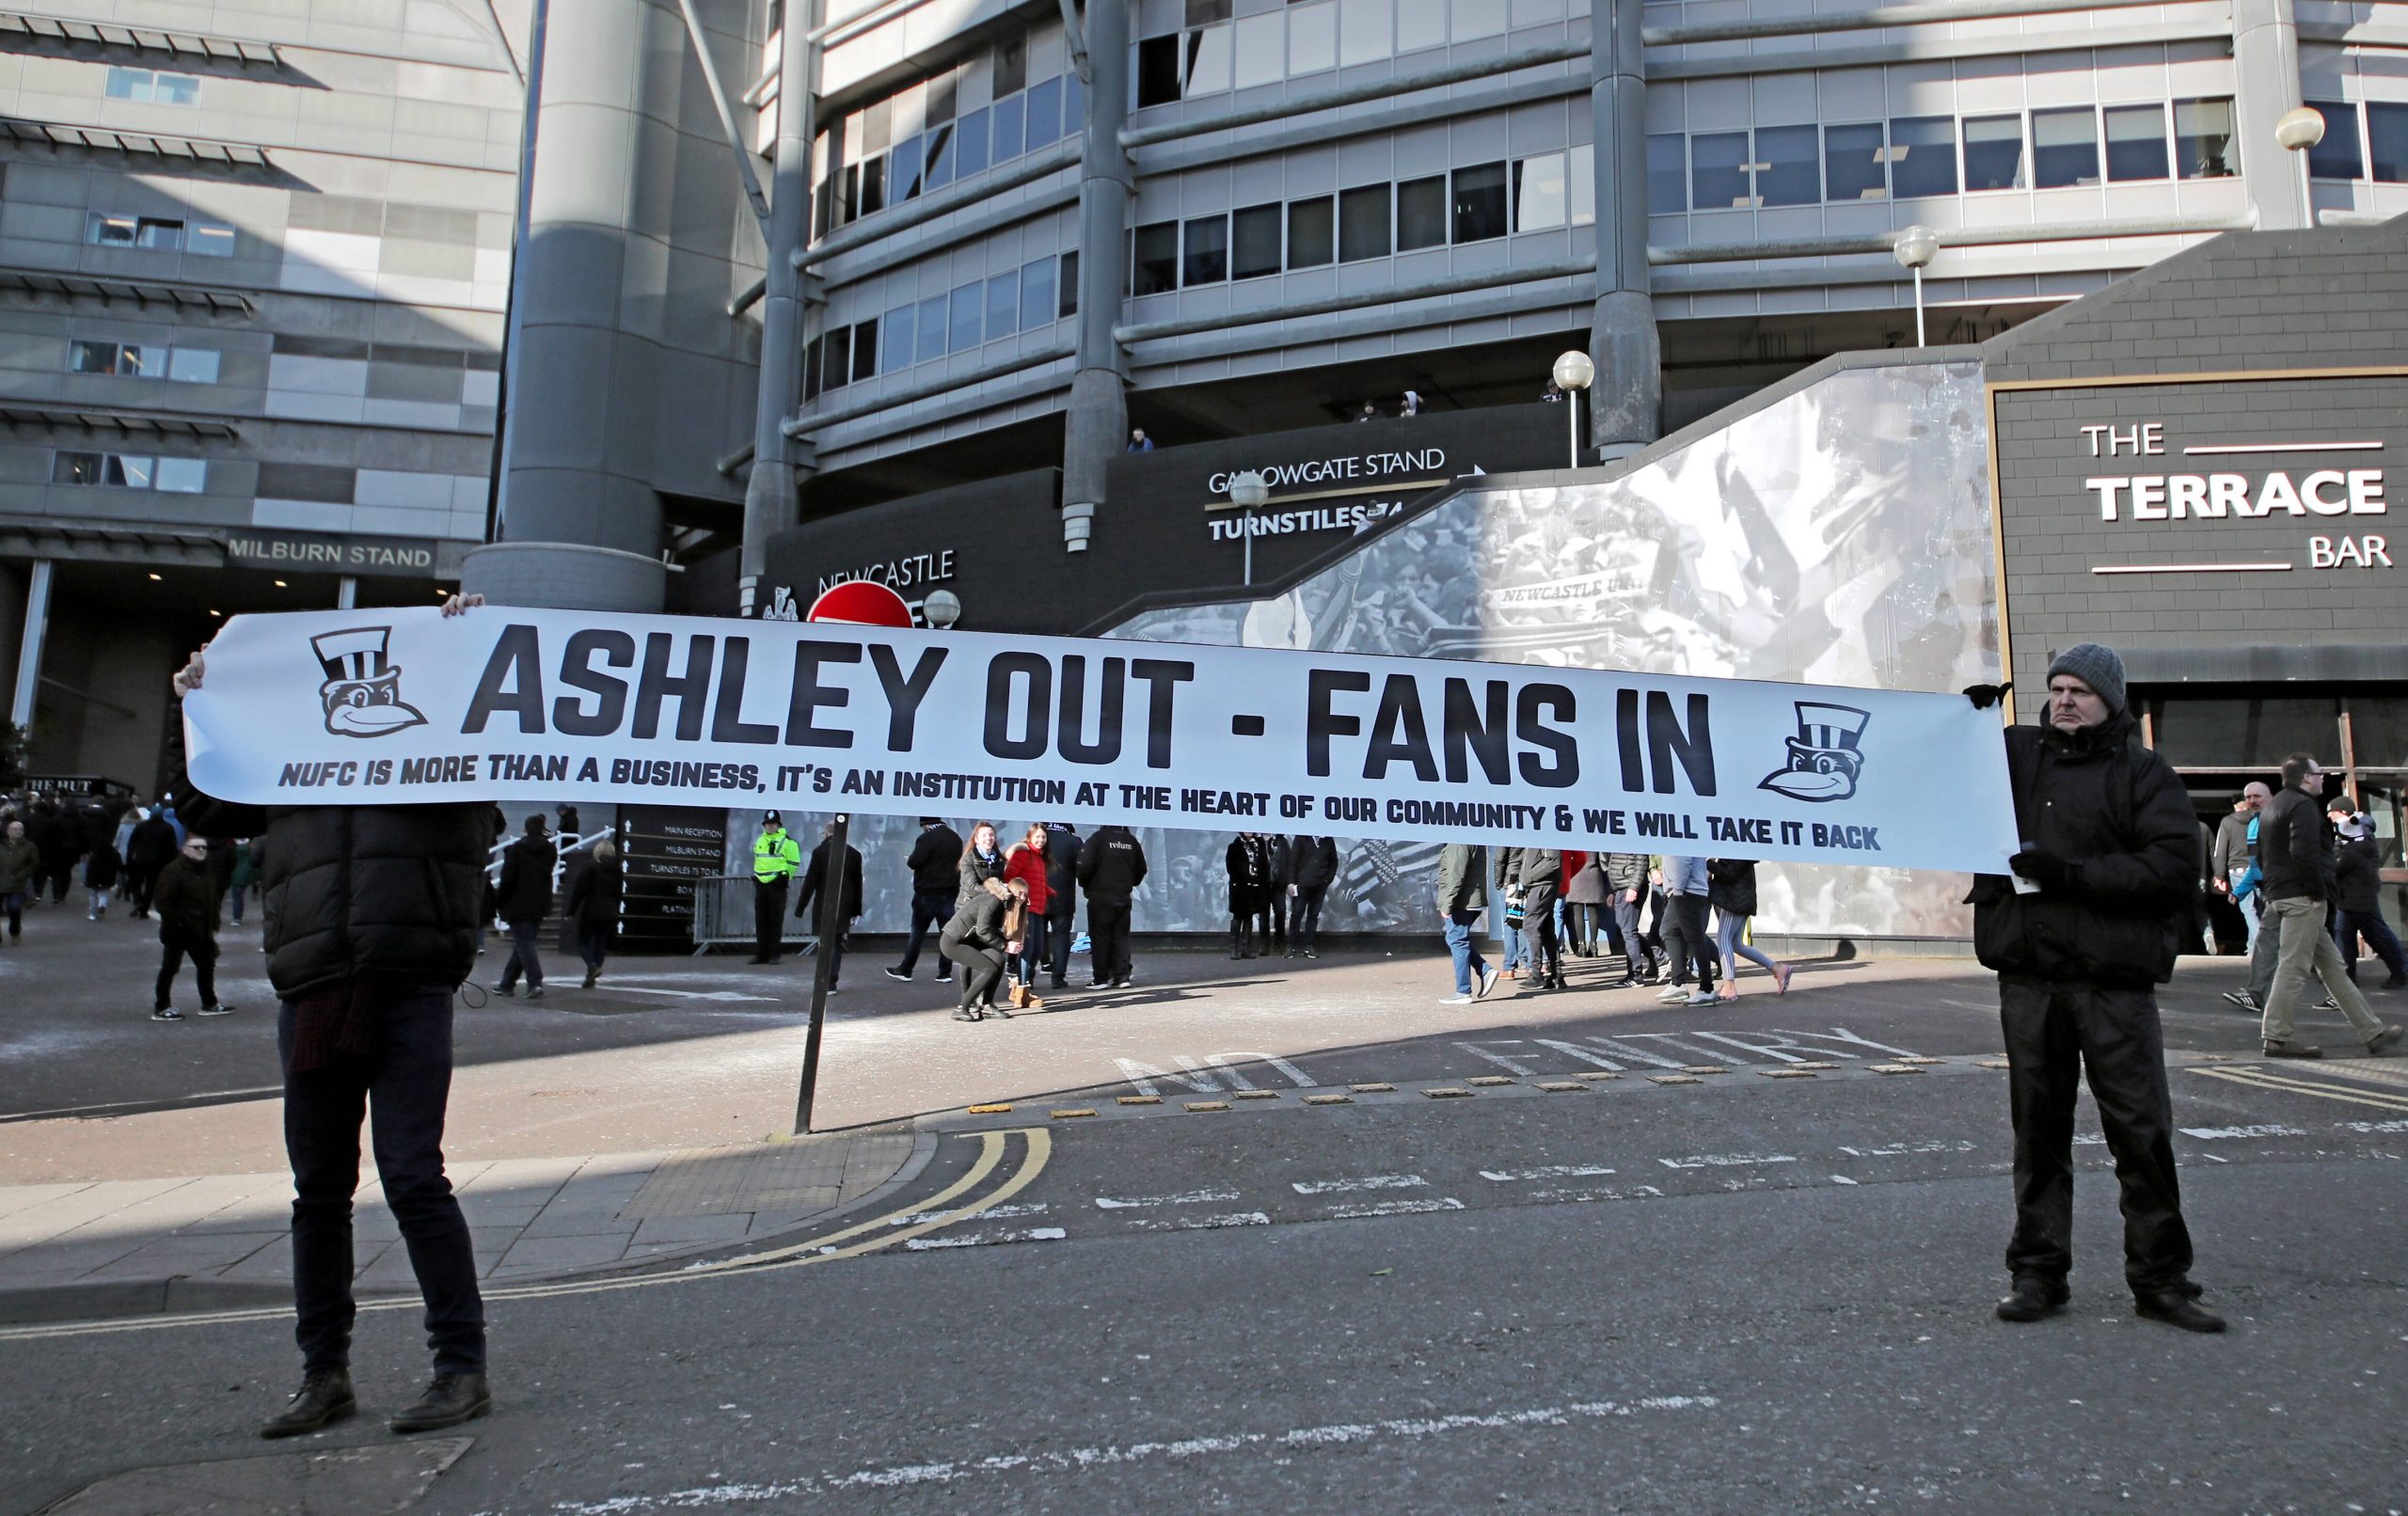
[2262,1039,2322,1059]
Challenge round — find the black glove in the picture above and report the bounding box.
[1963,682,2013,710]
[2008,849,2074,892]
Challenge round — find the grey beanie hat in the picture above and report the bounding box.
[2047,641,2128,715]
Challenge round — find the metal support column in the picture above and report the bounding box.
[1060,0,1133,553]
[740,6,819,614]
[1586,0,1660,460]
[2232,0,2310,230]
[9,559,51,734]
[336,576,357,609]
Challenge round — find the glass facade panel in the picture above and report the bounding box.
[1397,0,1447,51]
[1825,122,1886,201]
[1233,202,1282,276]
[2174,97,2235,179]
[69,340,119,374]
[889,134,925,199]
[2369,102,2408,182]
[1755,124,1820,206]
[1288,197,1335,267]
[155,457,207,492]
[948,284,981,350]
[2103,103,2168,182]
[922,122,955,190]
[154,72,199,105]
[1568,143,1594,225]
[1019,256,1057,327]
[1339,182,1390,261]
[1182,213,1229,284]
[2149,695,2338,768]
[952,107,989,178]
[852,320,878,381]
[1233,11,1284,88]
[1137,34,1183,105]
[1290,0,1337,73]
[914,295,947,361]
[2347,694,2408,768]
[1133,221,1180,293]
[880,304,916,370]
[1962,113,2025,191]
[1691,131,1750,209]
[1339,0,1391,66]
[1396,175,1447,250]
[1646,134,1686,213]
[2032,107,2099,188]
[984,272,1019,339]
[1890,115,1957,197]
[821,326,849,388]
[1025,77,1064,148]
[169,348,220,383]
[1186,24,1233,95]
[1060,250,1079,316]
[1514,151,1566,230]
[990,92,1025,162]
[2306,101,2363,180]
[1452,161,1508,241]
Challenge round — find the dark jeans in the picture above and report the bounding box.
[1044,908,1076,980]
[1263,891,1287,948]
[942,930,1006,1007]
[280,987,485,1375]
[1521,882,1560,980]
[497,920,544,990]
[1663,893,1716,987]
[2336,908,2408,983]
[156,932,218,1008]
[896,887,952,976]
[816,925,848,985]
[1998,976,2194,1294]
[577,921,611,971]
[2,890,21,938]
[1088,900,1132,983]
[1014,913,1049,985]
[752,877,788,958]
[1611,894,1648,973]
[1292,885,1326,953]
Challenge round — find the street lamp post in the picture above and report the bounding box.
[1551,350,1595,468]
[1228,470,1269,586]
[2275,104,2326,228]
[1893,225,1939,348]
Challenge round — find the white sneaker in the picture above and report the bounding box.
[1438,993,1475,1005]
[1476,967,1500,1000]
[1656,986,1688,1002]
[1683,990,1719,1006]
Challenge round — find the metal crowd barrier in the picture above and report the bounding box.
[689,873,822,955]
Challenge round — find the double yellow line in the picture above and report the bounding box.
[0,1128,1052,1346]
[2189,1064,2408,1114]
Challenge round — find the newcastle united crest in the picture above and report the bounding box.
[1759,702,1869,802]
[311,626,427,737]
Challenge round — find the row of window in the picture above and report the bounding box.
[1135,0,1560,108]
[52,450,208,492]
[1131,146,1596,294]
[803,252,1081,399]
[816,32,1085,240]
[68,340,221,385]
[2305,98,2408,182]
[103,66,200,105]
[85,212,236,257]
[1646,100,2237,213]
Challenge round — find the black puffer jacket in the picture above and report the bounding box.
[171,779,487,1000]
[2258,787,2333,904]
[1076,826,1148,905]
[2335,834,2384,915]
[1707,859,1758,918]
[1969,712,2196,987]
[496,835,557,924]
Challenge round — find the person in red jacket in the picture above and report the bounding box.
[1003,826,1052,1002]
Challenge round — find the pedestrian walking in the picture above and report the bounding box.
[750,812,800,964]
[1003,825,1052,999]
[0,817,36,945]
[33,798,79,906]
[1434,843,1499,1004]
[85,834,121,920]
[1492,847,1528,981]
[1971,645,2224,1333]
[493,814,555,1000]
[566,838,623,988]
[1077,824,1147,988]
[125,806,175,919]
[2330,809,2408,989]
[1290,834,1337,958]
[170,598,495,1437]
[150,835,233,1020]
[1042,822,1083,988]
[793,821,863,991]
[1656,856,1717,1004]
[1602,852,1655,986]
[943,876,1028,1019]
[887,817,963,984]
[1563,850,1609,957]
[1497,847,1565,990]
[1706,858,1793,1000]
[2257,753,2404,1059]
[1225,833,1267,959]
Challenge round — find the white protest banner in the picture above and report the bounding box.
[182,607,2018,873]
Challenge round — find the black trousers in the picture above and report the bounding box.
[1521,882,1560,979]
[1263,891,1287,947]
[577,922,610,971]
[1045,908,1076,980]
[896,887,952,976]
[280,987,485,1376]
[155,931,218,1009]
[1292,885,1326,952]
[1088,900,1132,983]
[1672,893,1717,987]
[941,930,1006,1007]
[752,877,787,958]
[1998,976,2194,1294]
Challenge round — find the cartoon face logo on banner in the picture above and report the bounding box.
[1760,702,1871,802]
[309,626,427,737]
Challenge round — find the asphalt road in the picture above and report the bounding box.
[8,1007,2408,1513]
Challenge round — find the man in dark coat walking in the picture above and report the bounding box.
[150,834,232,1020]
[125,807,177,919]
[886,817,961,984]
[1971,643,2223,1333]
[793,821,863,989]
[1289,834,1338,958]
[2257,756,2403,1056]
[494,814,556,1000]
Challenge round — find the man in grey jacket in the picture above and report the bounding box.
[1434,845,1500,1004]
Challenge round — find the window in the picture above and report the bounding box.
[1188,0,1231,21]
[1338,0,1391,66]
[1290,0,1337,72]
[2173,97,2235,180]
[1398,0,1447,51]
[2103,104,2168,182]
[1133,222,1180,294]
[1026,76,1065,149]
[1451,161,1508,241]
[1185,24,1234,96]
[1338,182,1390,261]
[1397,175,1447,250]
[1825,122,1886,201]
[1514,151,1566,230]
[1020,256,1057,327]
[1060,250,1079,316]
[821,324,851,389]
[104,67,199,104]
[881,304,916,370]
[851,319,878,381]
[1064,71,1086,138]
[1962,114,2025,191]
[1232,202,1282,277]
[1755,125,1820,207]
[953,107,990,179]
[2306,101,2363,180]
[995,34,1028,97]
[948,283,981,351]
[1691,131,1750,209]
[2032,107,2099,188]
[188,224,235,257]
[1137,35,1183,106]
[53,450,202,491]
[1569,143,1594,226]
[169,348,219,383]
[136,216,184,248]
[70,340,120,374]
[890,135,925,201]
[2371,102,2408,182]
[990,92,1025,163]
[985,272,1020,340]
[1288,197,1335,267]
[53,451,108,484]
[1889,116,1957,197]
[859,155,886,215]
[1181,214,1228,285]
[922,122,955,191]
[87,213,138,245]
[155,457,207,492]
[915,294,947,362]
[1645,134,1686,213]
[1234,10,1283,88]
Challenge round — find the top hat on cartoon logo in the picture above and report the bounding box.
[311,626,427,737]
[1759,702,1870,802]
